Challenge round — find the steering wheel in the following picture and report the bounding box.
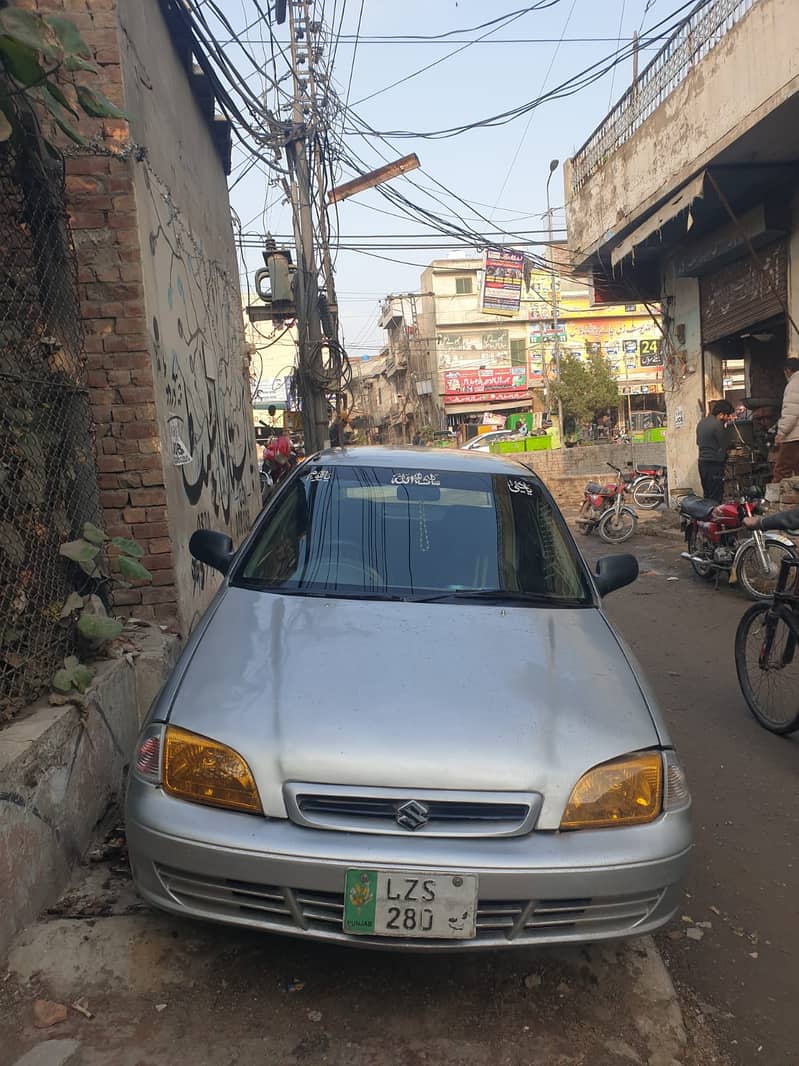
[327,540,383,585]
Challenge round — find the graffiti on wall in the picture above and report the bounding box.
[142,165,257,547]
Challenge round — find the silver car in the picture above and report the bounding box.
[460,429,521,452]
[126,447,692,949]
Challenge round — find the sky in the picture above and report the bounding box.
[214,0,685,357]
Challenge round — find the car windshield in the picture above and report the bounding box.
[236,464,591,604]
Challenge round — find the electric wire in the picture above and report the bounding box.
[341,0,700,139]
[350,1,562,108]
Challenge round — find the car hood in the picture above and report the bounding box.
[167,588,662,828]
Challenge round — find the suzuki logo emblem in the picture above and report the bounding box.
[395,799,430,831]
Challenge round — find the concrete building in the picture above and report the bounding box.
[244,316,298,436]
[36,0,260,633]
[409,256,664,435]
[348,355,392,440]
[377,293,443,440]
[565,0,799,494]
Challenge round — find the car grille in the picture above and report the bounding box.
[155,864,661,945]
[284,785,540,837]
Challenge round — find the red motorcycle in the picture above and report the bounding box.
[576,463,638,544]
[679,487,796,600]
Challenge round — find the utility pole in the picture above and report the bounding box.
[284,0,330,451]
[546,158,564,439]
[261,5,426,445]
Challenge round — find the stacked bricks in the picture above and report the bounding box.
[25,0,178,622]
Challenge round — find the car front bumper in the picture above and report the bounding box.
[126,781,692,950]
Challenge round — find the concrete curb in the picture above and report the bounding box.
[0,625,178,959]
[12,1040,82,1066]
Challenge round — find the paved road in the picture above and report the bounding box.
[580,531,799,1066]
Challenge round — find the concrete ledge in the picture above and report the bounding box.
[0,625,178,959]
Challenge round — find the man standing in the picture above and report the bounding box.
[773,358,799,482]
[696,399,735,502]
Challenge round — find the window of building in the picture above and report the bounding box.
[510,338,526,366]
[455,277,473,295]
[377,387,383,406]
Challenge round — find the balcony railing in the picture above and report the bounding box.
[570,0,757,193]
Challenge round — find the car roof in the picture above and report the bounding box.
[308,445,540,478]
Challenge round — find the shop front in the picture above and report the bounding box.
[442,366,533,441]
[699,239,789,493]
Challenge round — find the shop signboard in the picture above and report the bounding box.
[638,338,663,366]
[443,366,527,404]
[529,326,567,343]
[619,382,664,395]
[481,247,525,317]
[528,356,544,383]
[253,376,289,404]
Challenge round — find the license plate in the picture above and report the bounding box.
[343,869,478,939]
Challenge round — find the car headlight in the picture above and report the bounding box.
[560,752,663,830]
[149,725,262,814]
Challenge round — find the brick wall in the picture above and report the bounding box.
[24,0,177,623]
[517,441,667,480]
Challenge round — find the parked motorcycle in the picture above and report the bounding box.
[624,462,668,509]
[576,463,638,543]
[679,487,796,600]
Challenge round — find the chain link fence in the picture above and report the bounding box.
[0,130,100,724]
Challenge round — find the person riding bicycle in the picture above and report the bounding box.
[743,505,799,532]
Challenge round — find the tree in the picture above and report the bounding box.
[552,351,619,430]
[0,5,125,148]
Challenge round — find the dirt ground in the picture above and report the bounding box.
[1,850,721,1066]
[580,531,799,1066]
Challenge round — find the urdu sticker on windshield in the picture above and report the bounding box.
[391,472,441,486]
[308,468,332,482]
[508,479,535,495]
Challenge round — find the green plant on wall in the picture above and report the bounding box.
[0,4,125,146]
[54,521,152,695]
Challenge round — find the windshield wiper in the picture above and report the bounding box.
[234,582,405,602]
[407,589,579,605]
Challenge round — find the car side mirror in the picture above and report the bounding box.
[189,529,234,575]
[595,554,638,596]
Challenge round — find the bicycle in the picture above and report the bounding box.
[735,555,799,734]
[629,465,668,509]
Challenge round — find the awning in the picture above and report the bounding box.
[445,398,532,415]
[611,171,707,269]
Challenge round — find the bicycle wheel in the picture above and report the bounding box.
[598,506,637,544]
[737,541,796,601]
[632,477,663,510]
[735,603,799,734]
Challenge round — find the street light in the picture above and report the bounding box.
[545,159,564,440]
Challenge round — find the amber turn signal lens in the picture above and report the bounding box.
[163,726,262,814]
[560,752,663,830]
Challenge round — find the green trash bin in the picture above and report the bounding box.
[524,435,552,451]
[492,440,527,454]
[644,427,666,443]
